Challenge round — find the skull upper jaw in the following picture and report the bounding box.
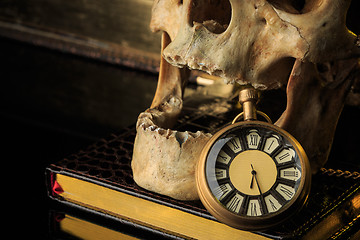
[162,0,359,89]
[162,0,307,90]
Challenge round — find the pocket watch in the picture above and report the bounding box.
[196,87,311,231]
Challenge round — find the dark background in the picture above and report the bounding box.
[0,1,159,237]
[0,37,158,238]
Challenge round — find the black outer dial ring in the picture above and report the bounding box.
[196,121,311,231]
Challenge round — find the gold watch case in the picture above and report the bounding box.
[196,121,311,231]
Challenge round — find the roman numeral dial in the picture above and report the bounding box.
[263,135,280,154]
[197,122,311,231]
[226,136,242,153]
[247,199,262,216]
[246,130,260,149]
[208,127,304,215]
[226,193,244,214]
[209,127,303,216]
[264,194,282,213]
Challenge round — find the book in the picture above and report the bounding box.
[46,125,271,240]
[46,124,360,240]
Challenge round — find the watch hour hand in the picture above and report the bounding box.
[250,164,256,189]
[251,164,263,195]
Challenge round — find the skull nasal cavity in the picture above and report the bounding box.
[188,0,231,34]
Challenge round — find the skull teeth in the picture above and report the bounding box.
[132,104,211,200]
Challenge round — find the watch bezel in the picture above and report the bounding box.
[196,121,311,231]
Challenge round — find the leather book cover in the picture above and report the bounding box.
[46,126,271,240]
[46,125,213,219]
[46,124,359,239]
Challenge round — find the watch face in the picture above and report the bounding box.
[197,121,311,230]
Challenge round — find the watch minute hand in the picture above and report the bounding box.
[250,174,255,189]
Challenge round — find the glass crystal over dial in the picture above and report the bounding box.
[196,121,311,230]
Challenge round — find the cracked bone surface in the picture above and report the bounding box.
[163,0,359,89]
[132,0,360,200]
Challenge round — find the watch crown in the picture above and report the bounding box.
[238,86,260,121]
[238,87,259,105]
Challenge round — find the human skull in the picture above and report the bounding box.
[132,0,360,200]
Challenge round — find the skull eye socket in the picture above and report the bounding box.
[188,0,231,34]
[267,0,305,13]
[268,0,329,14]
[291,0,306,12]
